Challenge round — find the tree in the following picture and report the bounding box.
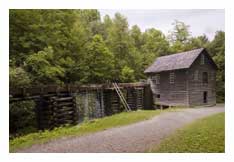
[120,66,135,82]
[168,20,192,53]
[104,13,133,81]
[10,9,106,84]
[130,25,143,50]
[141,28,170,68]
[10,10,79,65]
[81,35,114,83]
[66,10,102,83]
[9,67,31,87]
[168,20,191,44]
[188,35,209,49]
[10,10,43,65]
[25,46,65,84]
[207,31,225,102]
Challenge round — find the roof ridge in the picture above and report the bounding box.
[157,48,204,59]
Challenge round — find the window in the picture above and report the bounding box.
[211,72,215,81]
[157,75,160,84]
[153,74,160,84]
[194,70,199,80]
[201,54,205,65]
[169,72,175,84]
[202,72,208,84]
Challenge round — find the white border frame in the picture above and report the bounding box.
[1,1,233,162]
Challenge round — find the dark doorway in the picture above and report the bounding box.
[156,94,160,98]
[203,91,207,103]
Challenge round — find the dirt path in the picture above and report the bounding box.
[17,105,224,153]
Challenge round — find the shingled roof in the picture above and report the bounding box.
[144,48,206,73]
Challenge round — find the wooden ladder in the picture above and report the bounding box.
[113,82,131,112]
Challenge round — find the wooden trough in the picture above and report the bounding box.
[10,83,153,130]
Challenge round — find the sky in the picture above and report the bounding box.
[99,9,225,41]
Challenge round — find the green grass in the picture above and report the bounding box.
[10,109,180,152]
[148,112,225,153]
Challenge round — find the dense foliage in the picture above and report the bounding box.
[9,100,36,136]
[10,9,225,96]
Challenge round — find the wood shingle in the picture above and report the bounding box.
[144,48,205,73]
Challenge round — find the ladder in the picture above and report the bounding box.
[113,82,131,112]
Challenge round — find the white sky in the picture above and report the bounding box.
[99,9,225,41]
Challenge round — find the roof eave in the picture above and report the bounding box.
[144,67,189,74]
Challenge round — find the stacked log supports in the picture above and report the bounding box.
[36,97,54,130]
[103,90,123,116]
[51,95,78,127]
[103,90,113,116]
[136,88,144,109]
[126,88,144,110]
[110,90,122,114]
[36,95,78,129]
[126,88,137,110]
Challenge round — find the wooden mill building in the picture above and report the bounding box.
[144,48,218,107]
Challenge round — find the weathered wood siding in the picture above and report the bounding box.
[149,69,188,106]
[187,51,216,106]
[148,51,217,107]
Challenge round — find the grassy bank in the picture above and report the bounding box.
[148,112,225,153]
[10,109,180,152]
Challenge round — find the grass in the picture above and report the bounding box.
[148,112,225,153]
[10,108,181,152]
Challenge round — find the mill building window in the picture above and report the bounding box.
[201,54,205,65]
[194,70,199,80]
[169,72,175,84]
[202,72,208,84]
[151,74,160,84]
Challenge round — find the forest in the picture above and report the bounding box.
[9,9,225,102]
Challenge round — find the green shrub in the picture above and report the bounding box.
[9,66,31,87]
[9,100,37,137]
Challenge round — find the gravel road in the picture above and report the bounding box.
[17,105,224,153]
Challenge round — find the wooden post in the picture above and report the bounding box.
[51,96,57,128]
[143,85,153,110]
[100,89,105,117]
[72,95,78,124]
[35,97,44,130]
[84,90,89,119]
